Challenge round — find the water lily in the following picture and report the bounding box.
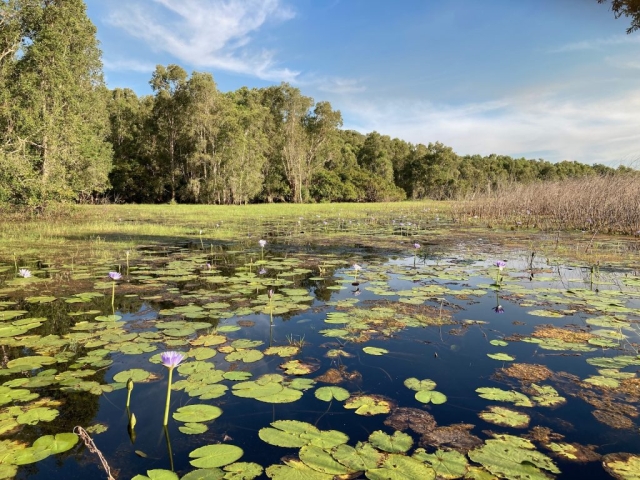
[259,239,266,248]
[413,243,420,249]
[161,351,185,426]
[494,261,506,286]
[352,264,362,283]
[18,268,31,278]
[108,272,122,312]
[493,305,505,314]
[259,268,267,275]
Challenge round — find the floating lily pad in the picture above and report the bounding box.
[366,453,436,480]
[479,406,530,428]
[404,378,436,391]
[476,387,533,407]
[299,444,352,475]
[314,386,350,402]
[362,347,388,356]
[132,470,178,480]
[369,430,413,453]
[113,369,152,383]
[415,390,447,405]
[413,448,469,479]
[258,420,348,449]
[487,353,515,361]
[173,405,222,423]
[344,395,392,415]
[189,444,244,469]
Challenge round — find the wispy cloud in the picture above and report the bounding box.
[549,34,640,53]
[342,90,640,166]
[107,0,298,81]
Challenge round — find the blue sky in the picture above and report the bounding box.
[86,0,640,166]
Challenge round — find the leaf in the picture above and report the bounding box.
[413,448,468,479]
[369,430,413,453]
[225,349,264,363]
[179,423,208,435]
[490,339,508,346]
[366,453,436,480]
[16,407,59,425]
[113,368,152,383]
[189,444,244,469]
[331,442,382,472]
[173,405,222,423]
[264,346,300,357]
[32,433,79,453]
[299,445,352,475]
[222,462,263,480]
[404,378,436,391]
[344,395,392,415]
[476,387,533,407]
[314,386,350,402]
[603,453,640,480]
[363,347,388,356]
[468,434,560,480]
[478,406,530,428]
[487,353,515,361]
[415,390,447,405]
[265,459,334,479]
[259,420,348,449]
[132,469,179,480]
[180,469,225,480]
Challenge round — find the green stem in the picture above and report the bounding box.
[163,367,173,426]
[164,425,174,471]
[111,281,115,313]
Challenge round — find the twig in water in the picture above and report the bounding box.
[74,426,116,480]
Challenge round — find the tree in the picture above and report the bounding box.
[1,0,112,206]
[598,0,640,34]
[149,64,188,202]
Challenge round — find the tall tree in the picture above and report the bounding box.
[1,0,112,205]
[149,64,188,202]
[598,0,640,33]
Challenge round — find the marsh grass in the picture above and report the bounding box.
[454,174,640,235]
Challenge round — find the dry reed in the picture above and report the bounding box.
[453,174,640,235]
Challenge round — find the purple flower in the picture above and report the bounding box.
[268,289,274,299]
[108,271,122,281]
[161,351,185,369]
[259,239,266,248]
[493,305,505,314]
[495,261,506,271]
[413,243,421,249]
[206,263,212,270]
[259,268,267,275]
[18,269,31,278]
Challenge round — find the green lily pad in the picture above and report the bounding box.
[299,445,352,475]
[225,349,264,363]
[476,387,533,407]
[132,469,179,480]
[264,346,300,357]
[490,339,508,347]
[16,407,59,425]
[32,433,78,454]
[173,405,223,423]
[366,453,436,480]
[415,390,447,404]
[258,420,348,449]
[344,395,392,415]
[369,430,413,453]
[468,434,560,480]
[479,406,530,428]
[265,459,334,479]
[487,353,515,361]
[314,386,350,402]
[413,448,469,479]
[179,423,209,435]
[113,369,152,383]
[404,378,436,391]
[362,347,389,356]
[189,445,244,469]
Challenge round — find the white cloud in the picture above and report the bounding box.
[107,0,298,81]
[341,90,640,166]
[549,34,640,53]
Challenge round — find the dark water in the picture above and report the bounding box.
[3,244,640,480]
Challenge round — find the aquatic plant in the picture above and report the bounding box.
[259,239,266,259]
[412,242,420,266]
[495,260,506,285]
[352,264,362,284]
[125,378,134,409]
[108,271,122,312]
[18,268,31,278]
[161,351,185,426]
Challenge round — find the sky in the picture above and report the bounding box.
[85,0,640,166]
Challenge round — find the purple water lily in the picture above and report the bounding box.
[259,268,267,275]
[495,261,506,271]
[109,271,122,281]
[413,243,420,249]
[161,351,185,370]
[493,305,505,314]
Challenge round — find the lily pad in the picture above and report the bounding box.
[189,444,244,469]
[362,347,389,356]
[369,430,413,453]
[413,448,469,479]
[314,386,350,402]
[479,406,530,428]
[173,404,223,423]
[344,395,392,415]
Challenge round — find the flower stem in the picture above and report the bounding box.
[163,367,174,426]
[111,281,116,313]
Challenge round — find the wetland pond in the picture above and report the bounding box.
[1,237,640,480]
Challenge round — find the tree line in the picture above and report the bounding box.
[0,0,634,208]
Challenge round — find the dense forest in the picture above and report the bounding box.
[0,0,635,208]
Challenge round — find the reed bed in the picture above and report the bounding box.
[454,174,640,235]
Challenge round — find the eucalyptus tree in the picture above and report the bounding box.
[1,0,111,205]
[149,64,189,202]
[357,132,395,183]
